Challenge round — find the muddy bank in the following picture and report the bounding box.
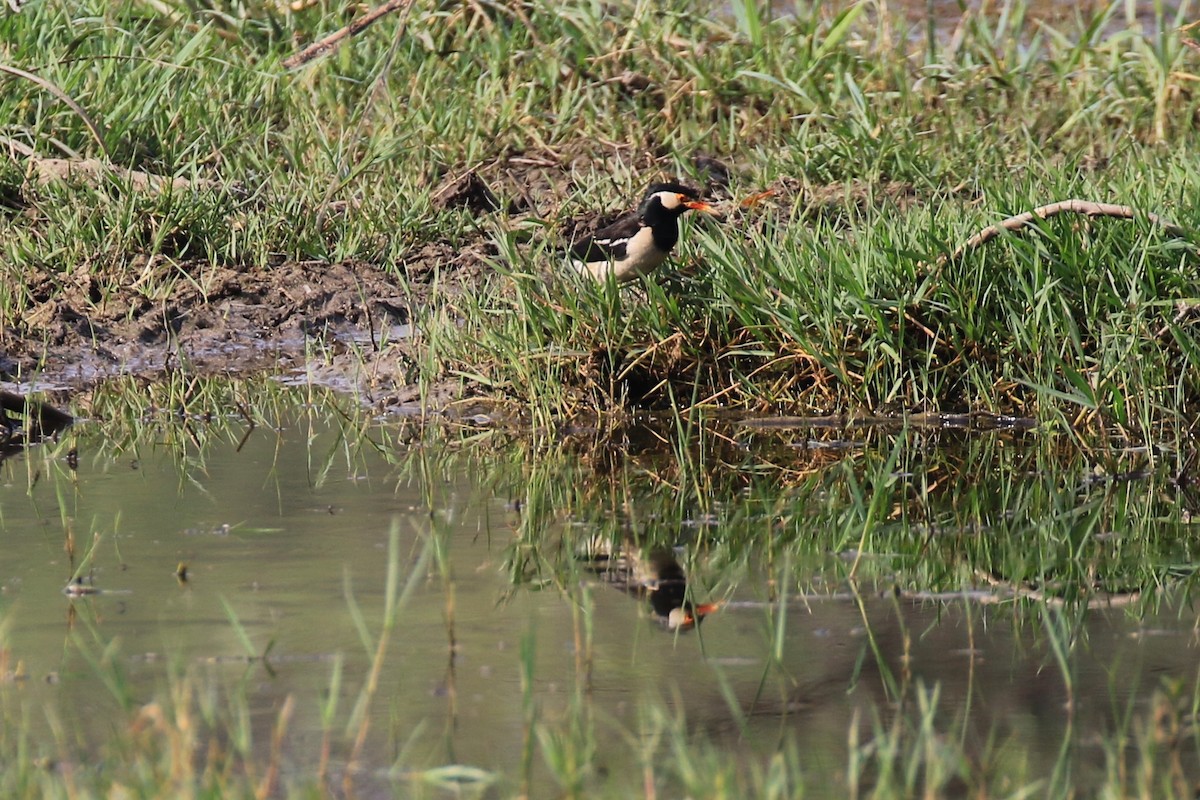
[3,153,863,414]
[6,255,432,406]
[3,156,531,411]
[6,252,543,417]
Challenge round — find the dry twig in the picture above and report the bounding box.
[282,0,412,70]
[1182,19,1200,53]
[914,198,1195,339]
[947,199,1188,261]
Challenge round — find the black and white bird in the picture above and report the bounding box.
[565,182,714,282]
[578,539,721,631]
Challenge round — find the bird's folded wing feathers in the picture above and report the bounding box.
[569,235,629,263]
[566,214,642,263]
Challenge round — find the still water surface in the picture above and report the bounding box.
[1,392,1199,796]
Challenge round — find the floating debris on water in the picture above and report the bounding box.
[63,577,100,597]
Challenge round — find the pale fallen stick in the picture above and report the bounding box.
[24,156,243,197]
[282,0,412,70]
[937,198,1195,339]
[1155,300,1200,341]
[948,198,1189,261]
[972,569,1143,609]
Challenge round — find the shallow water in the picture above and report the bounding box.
[1,390,1199,796]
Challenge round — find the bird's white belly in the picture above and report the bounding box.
[573,226,667,283]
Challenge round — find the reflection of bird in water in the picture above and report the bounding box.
[580,541,720,631]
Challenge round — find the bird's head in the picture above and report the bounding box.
[639,182,714,221]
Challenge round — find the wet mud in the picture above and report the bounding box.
[9,255,438,398]
[2,151,931,415]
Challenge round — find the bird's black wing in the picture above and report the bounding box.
[569,235,628,263]
[566,214,640,263]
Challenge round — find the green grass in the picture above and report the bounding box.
[1,0,1199,425]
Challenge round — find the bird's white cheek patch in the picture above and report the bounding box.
[655,192,682,210]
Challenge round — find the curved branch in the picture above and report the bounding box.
[282,0,413,70]
[949,198,1190,261]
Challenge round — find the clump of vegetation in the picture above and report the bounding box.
[433,1,1200,429]
[1,1,1198,428]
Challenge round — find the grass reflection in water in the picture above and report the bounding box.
[0,381,1197,797]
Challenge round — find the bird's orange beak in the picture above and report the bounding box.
[676,602,722,630]
[680,195,715,213]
